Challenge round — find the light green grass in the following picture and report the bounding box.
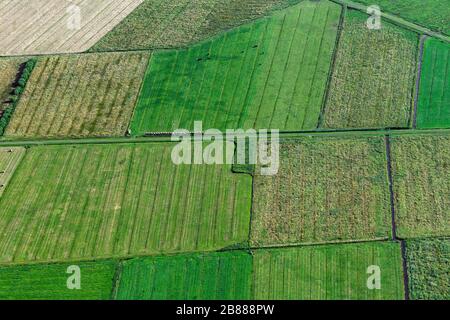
[416,38,450,128]
[0,147,25,197]
[115,251,252,299]
[0,143,252,264]
[322,9,417,129]
[251,137,392,246]
[353,0,450,35]
[91,0,304,52]
[5,52,149,138]
[253,242,404,300]
[406,238,449,300]
[0,261,116,300]
[130,0,341,134]
[390,135,450,238]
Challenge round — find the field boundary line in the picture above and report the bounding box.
[412,35,428,128]
[384,135,397,241]
[317,3,346,129]
[400,240,410,300]
[329,0,450,43]
[110,260,123,300]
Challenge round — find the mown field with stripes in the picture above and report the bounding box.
[0,143,252,264]
[416,39,450,128]
[130,1,341,134]
[0,147,25,197]
[0,0,144,56]
[251,137,392,246]
[5,52,149,138]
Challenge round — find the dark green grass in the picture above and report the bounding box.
[130,0,341,134]
[0,261,116,300]
[416,39,450,128]
[115,251,252,299]
[406,238,449,300]
[353,0,450,35]
[253,242,404,300]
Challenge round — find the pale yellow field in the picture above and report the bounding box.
[0,58,24,107]
[0,0,143,56]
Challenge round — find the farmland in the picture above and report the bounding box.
[0,260,116,300]
[0,147,25,197]
[0,143,252,264]
[406,238,449,300]
[416,39,450,128]
[322,10,417,129]
[0,0,144,56]
[115,251,252,299]
[253,242,404,300]
[390,134,450,239]
[353,0,450,36]
[92,0,304,52]
[5,52,149,138]
[0,58,24,107]
[130,0,341,134]
[251,137,392,246]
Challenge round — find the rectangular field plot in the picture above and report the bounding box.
[0,147,26,197]
[322,10,417,129]
[0,0,144,56]
[5,52,149,139]
[390,135,450,238]
[406,238,449,300]
[253,242,404,300]
[0,261,116,300]
[416,39,450,128]
[353,0,450,36]
[251,137,392,246]
[0,143,252,264]
[130,0,341,134]
[92,0,302,52]
[115,251,252,300]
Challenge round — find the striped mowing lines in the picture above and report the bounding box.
[0,143,252,264]
[0,0,144,56]
[0,261,116,300]
[115,251,253,300]
[130,0,341,134]
[114,242,404,300]
[0,147,25,197]
[416,39,450,128]
[253,242,405,300]
[251,137,392,246]
[5,52,149,138]
[322,10,418,129]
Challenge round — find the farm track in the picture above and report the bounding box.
[0,0,144,56]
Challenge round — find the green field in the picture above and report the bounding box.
[251,137,391,246]
[322,10,417,129]
[353,0,450,35]
[5,52,149,138]
[130,0,341,134]
[253,242,404,300]
[116,251,252,299]
[416,39,450,128]
[0,147,25,197]
[0,143,252,264]
[406,238,449,300]
[0,261,116,300]
[92,0,303,52]
[390,135,450,238]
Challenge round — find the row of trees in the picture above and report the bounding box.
[0,58,37,136]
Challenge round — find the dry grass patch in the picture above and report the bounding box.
[5,52,149,139]
[251,137,392,246]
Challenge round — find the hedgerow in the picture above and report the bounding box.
[0,58,37,136]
